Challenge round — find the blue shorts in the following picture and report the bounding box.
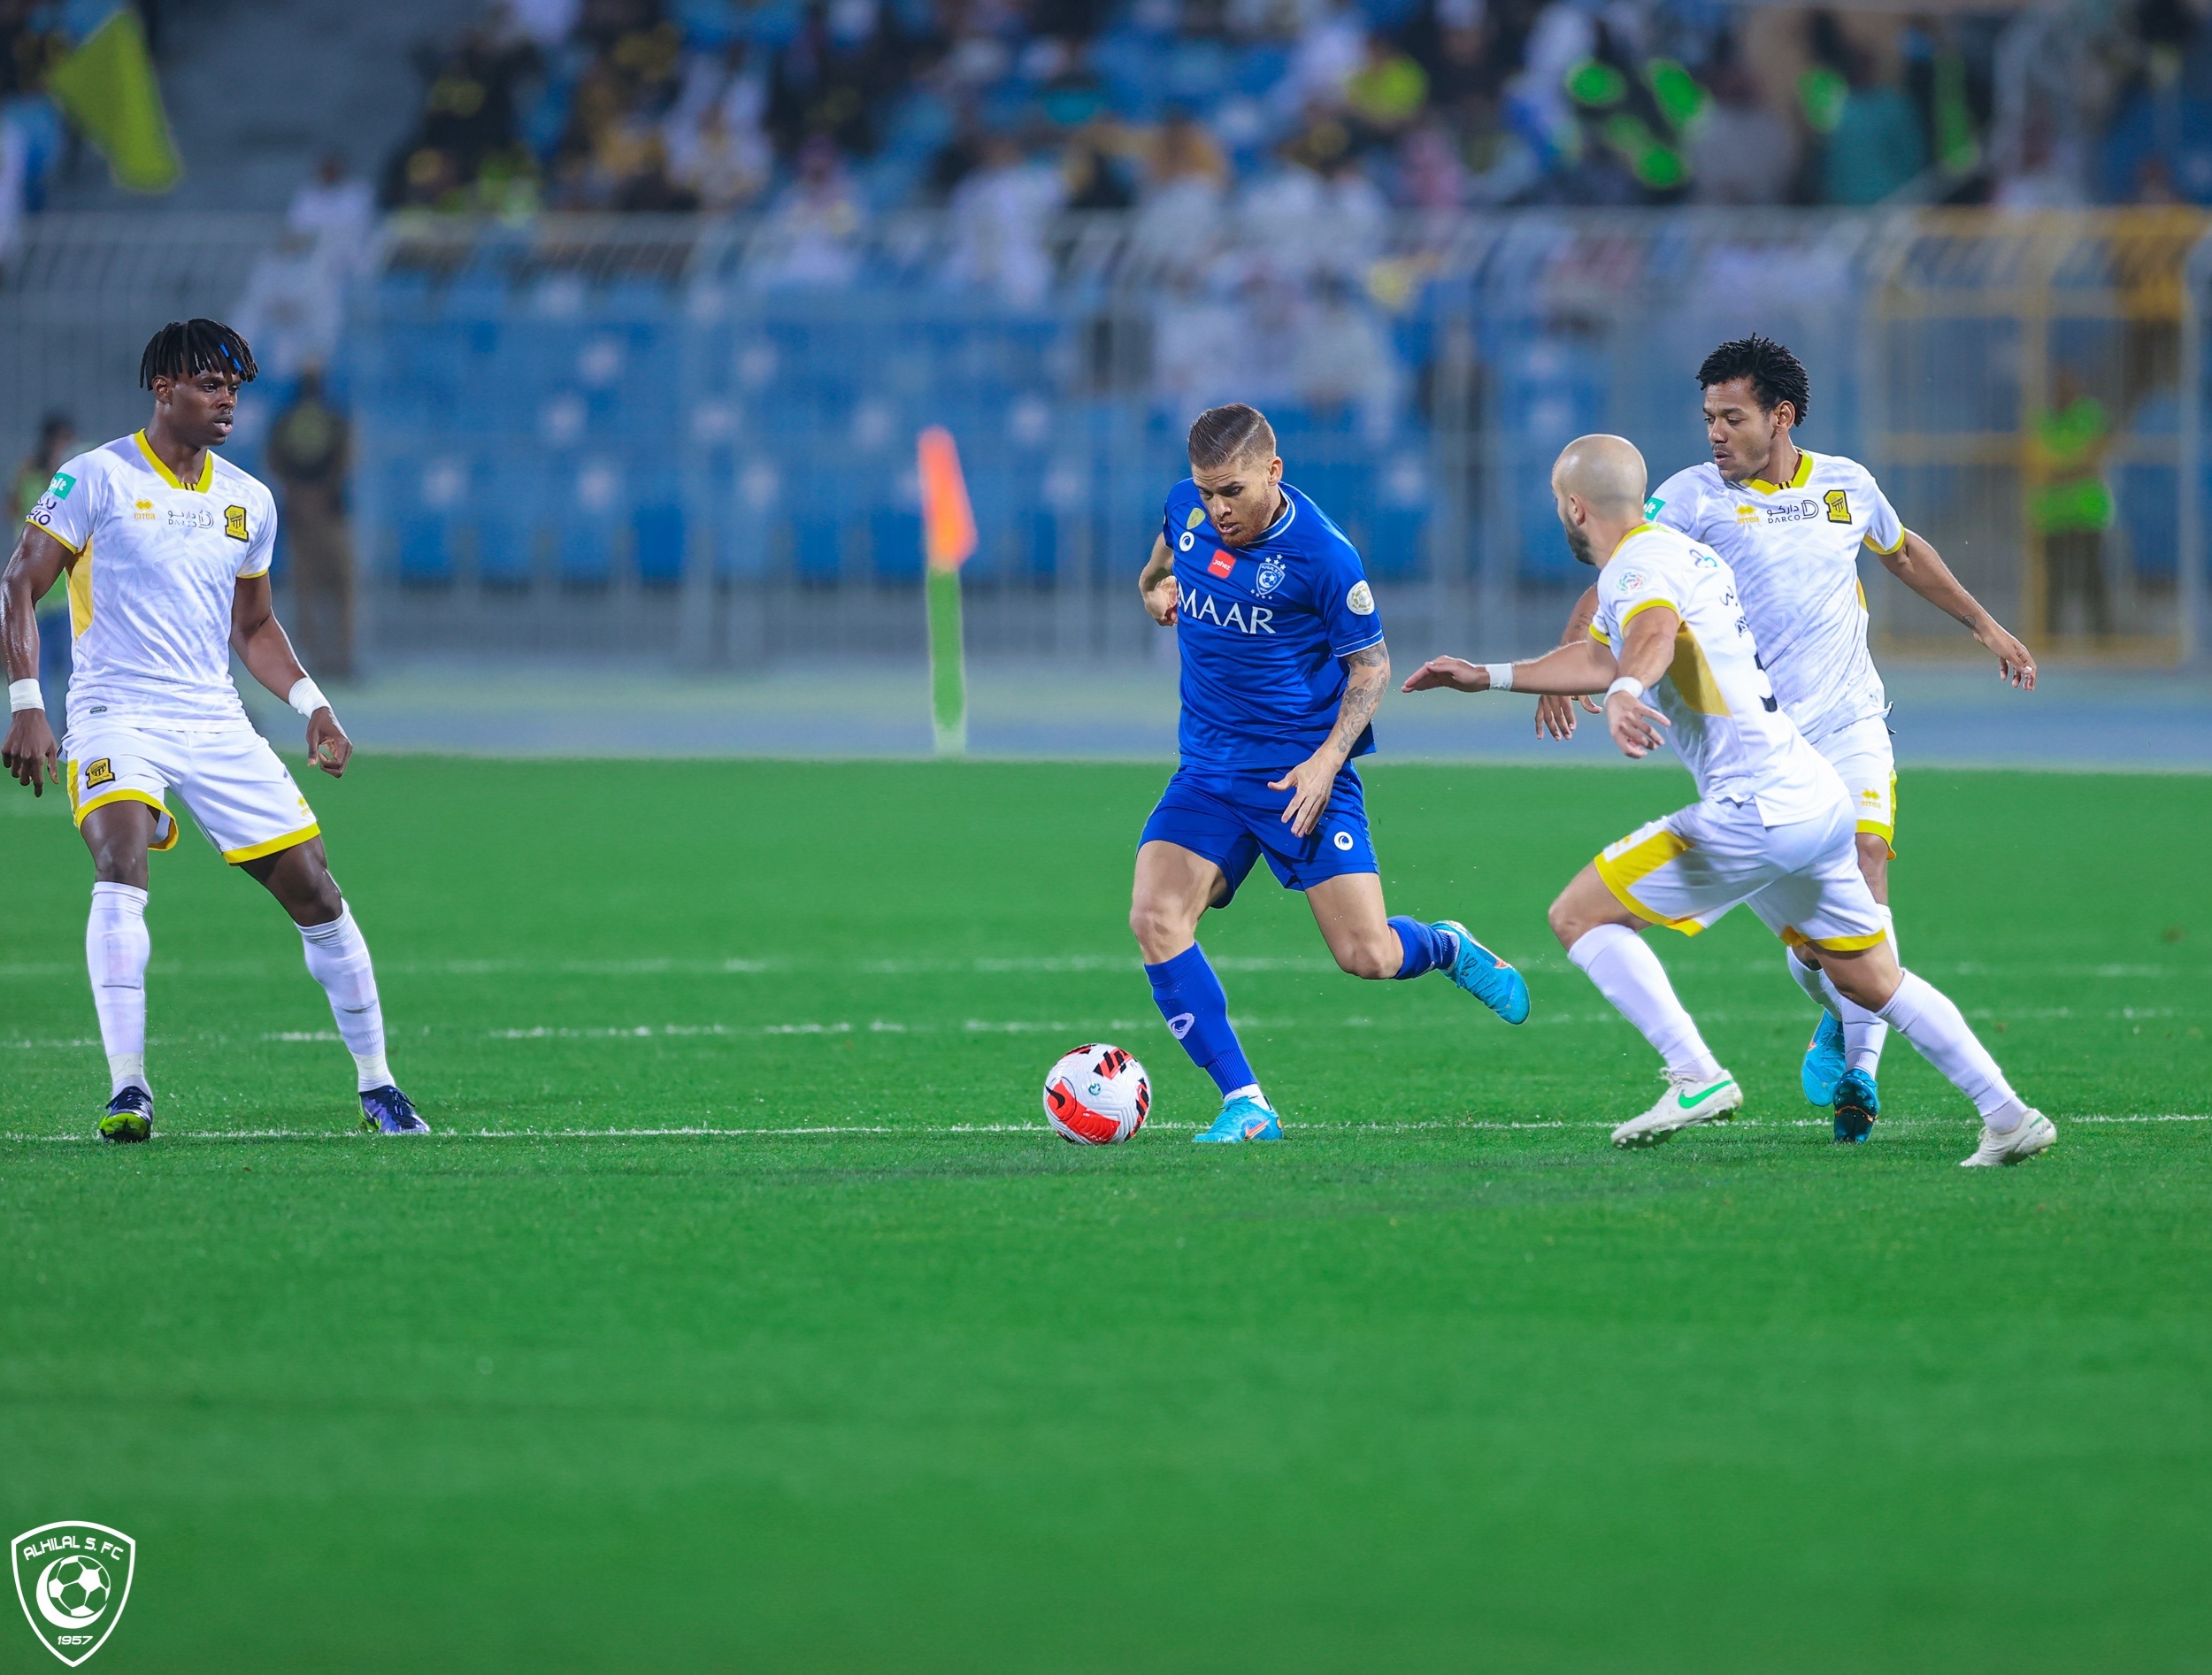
[1139,764,1379,904]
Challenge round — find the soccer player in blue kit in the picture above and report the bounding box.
[1129,404,1529,1142]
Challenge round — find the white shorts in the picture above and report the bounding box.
[65,721,319,864]
[1814,713,1897,850]
[1594,794,1888,952]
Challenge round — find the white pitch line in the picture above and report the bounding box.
[4,1114,2207,1144]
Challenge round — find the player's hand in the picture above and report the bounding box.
[3,708,60,795]
[1400,656,1484,693]
[1604,689,1671,759]
[305,708,351,779]
[1976,622,2036,689]
[1534,693,1593,739]
[1143,572,1179,626]
[1269,751,1338,840]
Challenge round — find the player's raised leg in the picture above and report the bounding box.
[81,803,159,1142]
[1816,941,2054,1167]
[1548,862,1741,1148]
[1130,838,1278,1142]
[239,836,426,1134]
[1303,872,1529,1022]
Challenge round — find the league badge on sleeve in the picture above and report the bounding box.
[1347,580,1376,615]
[13,1522,135,1667]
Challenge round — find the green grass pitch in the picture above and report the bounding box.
[3,755,2208,1672]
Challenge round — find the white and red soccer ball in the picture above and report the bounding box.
[1042,1043,1150,1145]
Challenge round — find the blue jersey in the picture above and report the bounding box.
[1163,479,1385,773]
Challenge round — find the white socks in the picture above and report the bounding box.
[1569,924,1721,1081]
[87,882,150,1097]
[298,906,392,1092]
[1791,906,1895,1075]
[1867,969,2027,1131]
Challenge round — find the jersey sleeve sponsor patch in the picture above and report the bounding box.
[48,471,76,500]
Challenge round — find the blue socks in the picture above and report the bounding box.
[1389,916,1454,980]
[1144,943,1256,1096]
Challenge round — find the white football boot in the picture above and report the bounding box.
[1959,1110,2056,1167]
[1610,1069,1744,1149]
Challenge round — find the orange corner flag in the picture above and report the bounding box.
[918,426,977,572]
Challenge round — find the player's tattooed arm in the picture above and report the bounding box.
[1,524,71,795]
[1271,642,1390,839]
[231,573,352,777]
[1534,585,1605,737]
[1878,529,2036,689]
[1139,534,1179,626]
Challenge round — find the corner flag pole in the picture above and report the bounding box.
[918,426,977,757]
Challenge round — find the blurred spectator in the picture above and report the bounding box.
[1291,273,1398,440]
[11,411,74,711]
[1820,35,1926,204]
[1994,115,2085,210]
[288,152,377,241]
[1397,120,1466,208]
[265,369,357,682]
[757,135,866,288]
[945,134,1063,305]
[1344,32,1428,146]
[1062,121,1136,209]
[1691,55,1795,205]
[2032,371,2115,638]
[1132,109,1229,257]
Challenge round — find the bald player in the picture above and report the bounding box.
[1405,436,2052,1166]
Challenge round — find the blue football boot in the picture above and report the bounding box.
[98,1086,153,1144]
[360,1085,431,1134]
[1801,1012,1847,1105]
[1192,1093,1282,1143]
[1832,1068,1879,1144]
[1435,920,1531,1025]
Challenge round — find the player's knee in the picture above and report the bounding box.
[1334,937,1396,980]
[1127,898,1187,961]
[1547,894,1581,949]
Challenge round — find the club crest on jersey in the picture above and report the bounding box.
[224,505,249,542]
[1254,556,1286,595]
[47,472,75,501]
[1824,489,1852,524]
[81,758,114,789]
[1346,580,1375,616]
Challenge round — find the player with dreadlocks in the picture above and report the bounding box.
[1,319,427,1140]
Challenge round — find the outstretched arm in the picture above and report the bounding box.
[1401,635,1617,698]
[1878,529,2036,688]
[1534,584,1603,738]
[1271,642,1389,838]
[1402,607,1675,762]
[231,573,352,778]
[2,524,71,795]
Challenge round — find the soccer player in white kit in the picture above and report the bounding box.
[1535,337,2035,1143]
[1406,435,2053,1167]
[1,319,426,1141]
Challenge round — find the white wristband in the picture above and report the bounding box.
[9,679,44,712]
[288,677,329,718]
[1483,663,1515,692]
[1605,676,1645,704]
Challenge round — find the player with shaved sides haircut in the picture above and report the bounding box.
[1406,436,2051,1167]
[1126,403,1527,1142]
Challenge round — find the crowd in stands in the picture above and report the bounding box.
[365,0,2212,232]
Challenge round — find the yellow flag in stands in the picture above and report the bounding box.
[48,8,182,193]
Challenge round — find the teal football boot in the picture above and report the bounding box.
[1801,1012,1846,1105]
[1192,1093,1283,1143]
[1832,1068,1878,1143]
[1435,920,1531,1025]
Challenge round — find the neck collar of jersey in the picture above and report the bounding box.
[134,430,213,494]
[1745,447,1813,496]
[1608,520,1656,558]
[1260,488,1295,542]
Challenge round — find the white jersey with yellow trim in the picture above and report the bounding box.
[1590,522,1846,828]
[26,432,278,734]
[1646,449,1902,747]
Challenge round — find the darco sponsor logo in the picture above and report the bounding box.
[12,1522,134,1667]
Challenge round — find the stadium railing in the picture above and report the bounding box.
[7,208,2205,671]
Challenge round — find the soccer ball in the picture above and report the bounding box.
[1042,1043,1150,1145]
[45,1556,109,1621]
